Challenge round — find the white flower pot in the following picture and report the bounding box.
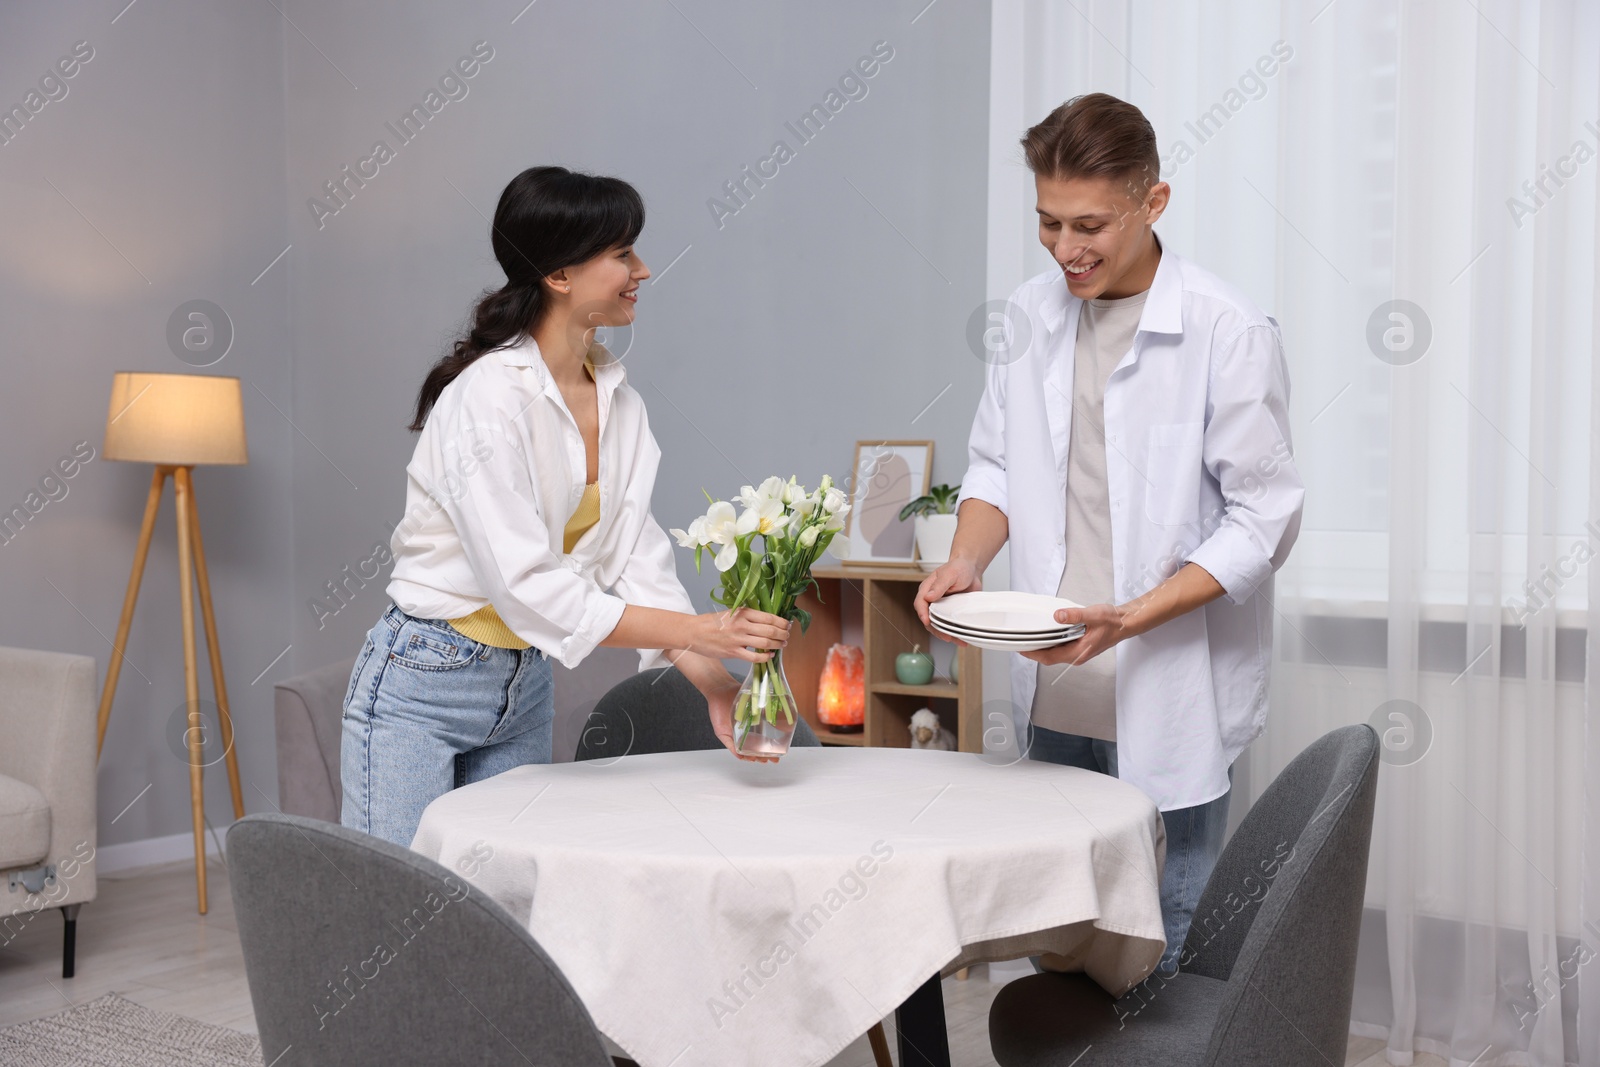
[914,514,959,572]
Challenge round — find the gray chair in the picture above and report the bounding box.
[228,812,627,1067]
[988,724,1380,1067]
[273,656,357,823]
[574,666,821,760]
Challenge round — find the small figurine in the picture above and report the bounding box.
[909,707,956,750]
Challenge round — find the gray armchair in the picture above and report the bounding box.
[273,656,356,823]
[987,724,1380,1066]
[0,646,98,978]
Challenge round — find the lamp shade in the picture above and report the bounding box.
[104,372,248,466]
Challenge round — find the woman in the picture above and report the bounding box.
[341,165,790,846]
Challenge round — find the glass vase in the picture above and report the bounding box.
[734,648,799,756]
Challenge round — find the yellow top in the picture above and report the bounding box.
[448,481,601,650]
[563,480,601,553]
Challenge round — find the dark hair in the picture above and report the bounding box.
[1020,93,1160,197]
[409,166,645,431]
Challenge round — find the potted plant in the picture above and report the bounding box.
[899,483,960,573]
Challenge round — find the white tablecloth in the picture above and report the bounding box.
[411,747,1166,1067]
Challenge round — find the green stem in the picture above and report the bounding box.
[770,657,794,724]
[733,653,797,734]
[756,655,795,727]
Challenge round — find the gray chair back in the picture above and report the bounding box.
[1181,724,1380,1065]
[228,813,614,1067]
[574,666,821,760]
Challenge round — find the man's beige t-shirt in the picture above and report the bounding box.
[1029,289,1148,740]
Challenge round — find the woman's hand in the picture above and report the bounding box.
[689,607,791,662]
[702,674,780,763]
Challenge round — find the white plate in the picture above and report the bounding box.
[930,619,1083,652]
[931,631,1081,652]
[930,591,1084,633]
[929,615,1083,638]
[930,617,1083,640]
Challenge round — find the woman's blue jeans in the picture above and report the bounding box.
[340,603,555,847]
[1027,722,1231,976]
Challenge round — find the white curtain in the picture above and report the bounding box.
[987,2,1598,1063]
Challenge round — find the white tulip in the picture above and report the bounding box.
[788,493,821,536]
[704,501,739,546]
[670,473,848,578]
[669,514,711,548]
[740,475,783,506]
[737,496,787,537]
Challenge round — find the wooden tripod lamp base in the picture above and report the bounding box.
[98,373,250,915]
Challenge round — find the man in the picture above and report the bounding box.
[915,93,1304,977]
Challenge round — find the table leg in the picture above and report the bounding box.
[894,972,951,1067]
[867,1022,893,1067]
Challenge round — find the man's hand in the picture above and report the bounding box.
[915,557,984,644]
[912,500,1008,645]
[1020,564,1227,667]
[703,673,779,764]
[1020,602,1128,666]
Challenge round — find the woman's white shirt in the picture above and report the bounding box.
[959,244,1305,811]
[386,336,694,671]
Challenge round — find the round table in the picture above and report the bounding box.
[411,746,1166,1067]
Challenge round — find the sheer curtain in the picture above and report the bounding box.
[986,2,1598,1063]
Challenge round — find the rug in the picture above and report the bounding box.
[0,993,262,1066]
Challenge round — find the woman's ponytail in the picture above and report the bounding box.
[409,283,543,431]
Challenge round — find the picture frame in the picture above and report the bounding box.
[842,439,934,568]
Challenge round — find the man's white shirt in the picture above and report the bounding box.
[959,243,1304,811]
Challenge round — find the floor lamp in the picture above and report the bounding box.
[98,372,249,914]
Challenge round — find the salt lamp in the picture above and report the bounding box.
[817,643,865,730]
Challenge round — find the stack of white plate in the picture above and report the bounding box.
[928,591,1086,651]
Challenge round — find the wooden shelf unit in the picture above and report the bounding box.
[784,564,982,752]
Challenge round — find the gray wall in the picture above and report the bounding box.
[1,0,989,849]
[0,2,293,849]
[283,3,992,753]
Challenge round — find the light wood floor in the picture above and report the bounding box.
[0,858,1434,1066]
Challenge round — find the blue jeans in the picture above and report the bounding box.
[1027,723,1231,976]
[340,603,555,846]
